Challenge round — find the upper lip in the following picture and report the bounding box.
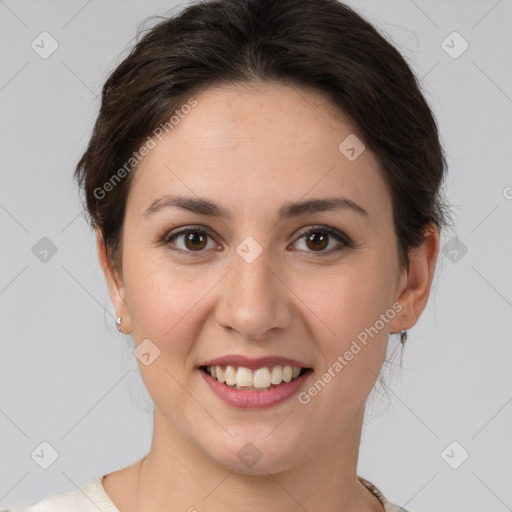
[202,355,311,370]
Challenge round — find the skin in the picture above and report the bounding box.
[97,81,439,512]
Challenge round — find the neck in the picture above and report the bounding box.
[133,407,383,512]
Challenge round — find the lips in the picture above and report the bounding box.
[199,364,313,408]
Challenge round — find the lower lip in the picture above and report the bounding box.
[199,368,312,409]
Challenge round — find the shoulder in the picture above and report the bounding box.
[358,476,410,512]
[1,476,119,512]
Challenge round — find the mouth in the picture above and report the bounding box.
[199,364,313,391]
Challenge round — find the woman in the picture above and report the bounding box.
[5,0,450,510]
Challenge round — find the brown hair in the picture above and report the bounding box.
[75,0,452,280]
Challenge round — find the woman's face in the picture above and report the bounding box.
[101,82,420,474]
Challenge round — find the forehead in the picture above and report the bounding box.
[127,82,391,224]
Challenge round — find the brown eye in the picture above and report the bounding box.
[162,225,350,258]
[304,231,329,251]
[164,228,216,253]
[182,230,208,251]
[292,226,349,255]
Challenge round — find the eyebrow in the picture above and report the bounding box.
[142,194,369,220]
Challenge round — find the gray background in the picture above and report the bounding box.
[1,0,511,510]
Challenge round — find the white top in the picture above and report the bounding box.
[3,475,409,512]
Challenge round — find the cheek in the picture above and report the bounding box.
[123,249,205,351]
[123,256,208,409]
[302,262,395,340]
[299,260,395,392]
[299,272,392,422]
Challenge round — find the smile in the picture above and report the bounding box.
[199,365,313,409]
[201,364,309,391]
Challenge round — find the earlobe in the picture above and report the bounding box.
[390,224,440,333]
[96,231,131,333]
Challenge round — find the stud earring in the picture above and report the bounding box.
[400,330,408,344]
[115,316,122,333]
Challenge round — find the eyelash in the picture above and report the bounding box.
[158,225,353,258]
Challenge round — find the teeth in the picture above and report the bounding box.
[270,366,282,384]
[205,365,305,390]
[236,367,253,388]
[225,365,236,386]
[216,366,226,383]
[253,367,271,388]
[282,366,292,383]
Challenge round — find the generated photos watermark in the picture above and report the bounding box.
[93,97,198,200]
[298,301,403,405]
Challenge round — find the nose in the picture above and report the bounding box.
[214,241,293,341]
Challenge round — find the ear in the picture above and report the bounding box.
[96,230,132,334]
[390,223,440,334]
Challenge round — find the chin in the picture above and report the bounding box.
[201,433,304,476]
